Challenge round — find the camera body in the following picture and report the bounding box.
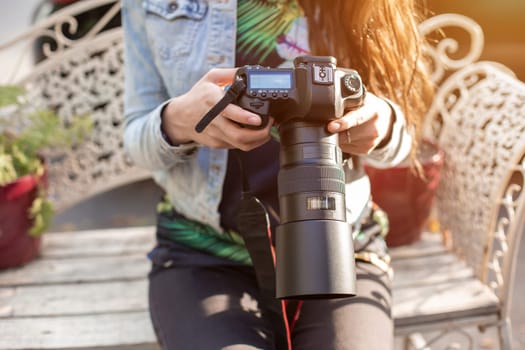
[234,55,365,127]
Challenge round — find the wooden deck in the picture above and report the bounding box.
[0,227,159,350]
[0,227,500,349]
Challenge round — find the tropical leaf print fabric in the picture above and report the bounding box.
[235,0,310,66]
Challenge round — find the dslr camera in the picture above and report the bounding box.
[196,55,365,299]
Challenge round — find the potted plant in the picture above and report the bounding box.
[365,140,445,247]
[0,85,91,269]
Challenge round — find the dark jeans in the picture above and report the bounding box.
[148,256,393,350]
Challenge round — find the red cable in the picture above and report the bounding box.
[266,226,293,350]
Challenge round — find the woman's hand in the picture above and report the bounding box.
[326,93,393,155]
[161,68,273,151]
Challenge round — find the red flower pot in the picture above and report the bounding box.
[365,141,444,247]
[0,174,44,269]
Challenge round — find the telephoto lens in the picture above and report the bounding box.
[275,121,356,299]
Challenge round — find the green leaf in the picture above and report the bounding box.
[236,0,303,62]
[156,194,174,213]
[28,190,55,237]
[0,152,17,185]
[270,126,280,142]
[0,85,24,108]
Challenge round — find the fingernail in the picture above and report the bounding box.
[330,122,341,132]
[248,115,261,125]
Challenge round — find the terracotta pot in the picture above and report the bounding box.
[365,141,444,247]
[0,173,43,269]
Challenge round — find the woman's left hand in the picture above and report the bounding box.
[326,93,393,155]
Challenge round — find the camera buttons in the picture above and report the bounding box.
[313,64,334,84]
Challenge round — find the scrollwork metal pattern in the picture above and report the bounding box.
[31,31,151,211]
[486,152,525,300]
[418,13,485,85]
[428,62,525,287]
[0,0,150,211]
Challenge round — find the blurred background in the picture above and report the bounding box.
[0,1,524,348]
[429,0,525,80]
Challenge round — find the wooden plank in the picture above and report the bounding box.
[0,227,157,349]
[392,253,474,288]
[41,226,156,258]
[394,313,501,336]
[0,280,148,318]
[0,311,158,349]
[0,254,150,287]
[389,232,447,260]
[393,278,499,328]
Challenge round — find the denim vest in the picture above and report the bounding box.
[121,0,412,233]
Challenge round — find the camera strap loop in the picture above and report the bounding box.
[195,78,247,133]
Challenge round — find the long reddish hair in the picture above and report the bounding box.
[299,0,435,160]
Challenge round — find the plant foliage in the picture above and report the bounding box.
[0,85,92,235]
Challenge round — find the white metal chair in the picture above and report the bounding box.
[391,14,525,349]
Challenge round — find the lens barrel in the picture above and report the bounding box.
[276,121,356,299]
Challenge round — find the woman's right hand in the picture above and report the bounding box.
[161,68,273,151]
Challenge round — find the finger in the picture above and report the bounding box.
[346,109,375,128]
[339,122,380,154]
[340,115,379,141]
[221,104,262,127]
[342,127,352,144]
[194,123,234,149]
[217,117,273,151]
[328,108,375,134]
[203,68,238,85]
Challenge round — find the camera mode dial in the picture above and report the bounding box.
[342,73,362,95]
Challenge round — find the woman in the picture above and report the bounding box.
[121,0,434,348]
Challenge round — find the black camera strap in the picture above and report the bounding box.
[195,79,247,133]
[234,149,296,350]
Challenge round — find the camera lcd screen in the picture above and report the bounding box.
[249,72,292,89]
